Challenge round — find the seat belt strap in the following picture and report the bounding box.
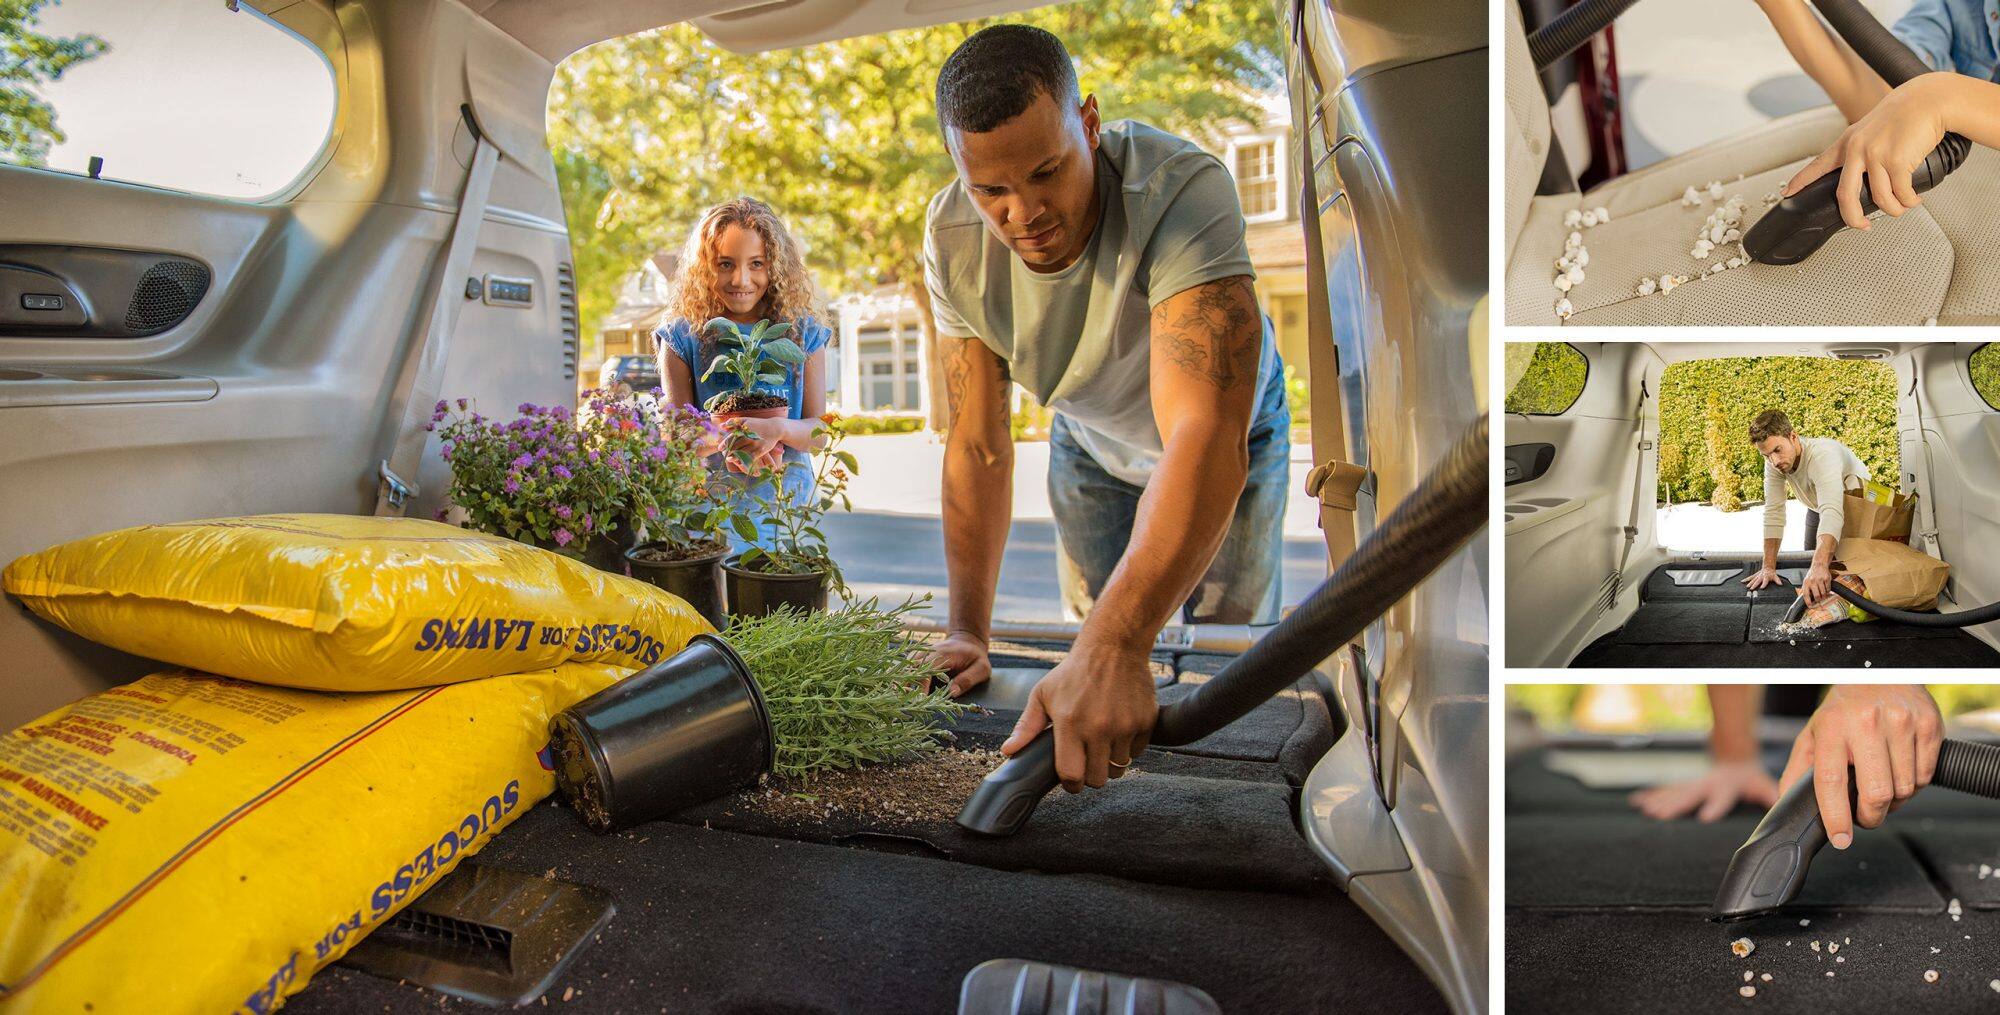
[1615,381,1652,581]
[375,105,500,517]
[1908,372,1943,561]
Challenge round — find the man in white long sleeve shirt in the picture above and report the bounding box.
[1741,409,1872,603]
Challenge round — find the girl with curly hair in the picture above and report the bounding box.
[654,197,833,552]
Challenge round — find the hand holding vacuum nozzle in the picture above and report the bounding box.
[1713,738,2000,920]
[956,415,1489,837]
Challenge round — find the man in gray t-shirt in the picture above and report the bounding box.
[919,25,1290,795]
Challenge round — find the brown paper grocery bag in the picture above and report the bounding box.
[1840,488,1916,542]
[1835,537,1949,610]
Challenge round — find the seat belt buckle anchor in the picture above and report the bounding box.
[378,460,415,512]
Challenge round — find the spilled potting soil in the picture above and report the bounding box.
[725,748,1142,828]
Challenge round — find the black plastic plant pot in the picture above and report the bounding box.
[723,556,828,619]
[625,541,728,631]
[547,633,774,833]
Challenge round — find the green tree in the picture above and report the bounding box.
[1,0,106,165]
[547,0,1282,405]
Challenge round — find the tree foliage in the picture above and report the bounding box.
[0,0,105,166]
[546,0,1283,345]
[1503,342,1587,415]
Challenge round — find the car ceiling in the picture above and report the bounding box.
[1624,342,1945,365]
[453,0,1063,60]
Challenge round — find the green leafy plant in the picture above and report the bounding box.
[728,596,970,778]
[699,318,806,412]
[730,414,858,592]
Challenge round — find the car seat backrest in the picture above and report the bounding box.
[1503,0,1552,257]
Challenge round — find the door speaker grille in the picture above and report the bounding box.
[123,260,210,334]
[556,262,578,380]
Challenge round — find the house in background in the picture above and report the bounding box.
[591,89,1307,418]
[594,251,676,374]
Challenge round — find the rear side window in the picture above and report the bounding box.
[1972,343,2000,411]
[1505,342,1588,415]
[2,0,335,200]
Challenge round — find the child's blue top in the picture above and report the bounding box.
[1895,0,2000,81]
[653,315,833,416]
[653,314,833,555]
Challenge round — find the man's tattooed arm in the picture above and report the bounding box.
[941,335,1012,432]
[1151,275,1260,391]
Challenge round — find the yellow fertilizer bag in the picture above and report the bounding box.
[0,662,627,1014]
[1,513,711,692]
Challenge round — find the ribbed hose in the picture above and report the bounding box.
[1816,0,1930,84]
[1826,581,2000,628]
[1937,739,2000,797]
[1150,415,1488,747]
[1815,0,1971,179]
[1526,0,1644,71]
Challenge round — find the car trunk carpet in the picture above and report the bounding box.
[1506,910,2000,1012]
[1575,560,2000,665]
[672,760,1327,893]
[292,809,1443,1014]
[1510,744,2000,1011]
[288,642,1416,1012]
[1507,814,1946,913]
[1612,602,1752,644]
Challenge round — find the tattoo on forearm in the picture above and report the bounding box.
[1154,275,1260,391]
[941,338,1011,430]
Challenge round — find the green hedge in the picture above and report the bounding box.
[1505,343,1587,415]
[1657,357,1899,509]
[1972,343,2000,410]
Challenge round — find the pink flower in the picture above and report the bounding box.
[553,528,574,547]
[554,504,573,520]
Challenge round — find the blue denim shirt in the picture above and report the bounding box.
[1893,0,2000,79]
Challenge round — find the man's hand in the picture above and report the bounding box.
[1001,641,1157,792]
[1743,567,1786,591]
[1801,560,1834,603]
[1778,684,1943,848]
[921,632,992,699]
[1784,72,1954,230]
[1628,760,1781,823]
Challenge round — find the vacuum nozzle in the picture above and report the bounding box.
[1711,775,1830,921]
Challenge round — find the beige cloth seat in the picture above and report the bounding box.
[1502,2,2000,326]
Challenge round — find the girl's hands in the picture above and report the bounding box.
[1783,72,1955,229]
[722,417,787,473]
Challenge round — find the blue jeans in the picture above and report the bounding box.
[1048,358,1291,625]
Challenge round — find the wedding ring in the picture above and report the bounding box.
[1109,758,1132,769]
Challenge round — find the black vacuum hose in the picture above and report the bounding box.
[1152,415,1487,747]
[1827,579,2000,628]
[1744,0,1972,264]
[955,415,1489,836]
[1938,738,2000,794]
[1526,0,1645,71]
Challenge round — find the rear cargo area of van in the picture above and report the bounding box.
[287,638,1447,1013]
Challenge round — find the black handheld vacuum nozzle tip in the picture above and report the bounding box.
[1711,774,1829,921]
[955,729,1060,836]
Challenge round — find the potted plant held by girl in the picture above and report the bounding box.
[724,415,859,618]
[624,404,737,629]
[702,316,806,469]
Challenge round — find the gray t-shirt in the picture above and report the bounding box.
[923,120,1271,487]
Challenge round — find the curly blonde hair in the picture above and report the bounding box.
[664,197,819,336]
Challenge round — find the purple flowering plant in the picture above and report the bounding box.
[429,391,732,558]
